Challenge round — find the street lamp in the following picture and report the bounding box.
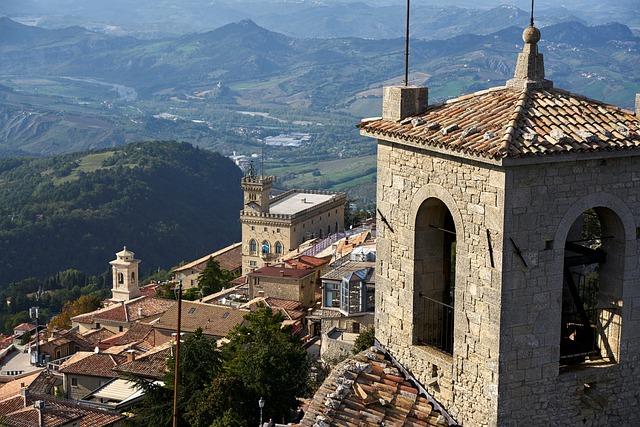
[258,397,265,427]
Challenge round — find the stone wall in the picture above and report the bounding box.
[375,140,506,426]
[498,156,640,426]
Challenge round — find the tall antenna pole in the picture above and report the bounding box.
[261,142,265,178]
[530,0,535,26]
[404,0,410,86]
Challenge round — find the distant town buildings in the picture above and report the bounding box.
[240,170,346,274]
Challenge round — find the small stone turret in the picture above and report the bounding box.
[382,86,428,121]
[110,246,141,302]
[507,25,553,89]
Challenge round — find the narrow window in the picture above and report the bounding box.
[261,240,270,255]
[275,241,283,255]
[249,239,257,255]
[414,198,456,355]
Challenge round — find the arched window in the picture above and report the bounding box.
[131,272,136,282]
[261,240,270,255]
[560,207,624,366]
[413,198,456,355]
[249,239,257,255]
[275,241,283,255]
[117,272,124,285]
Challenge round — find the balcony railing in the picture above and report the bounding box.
[416,294,454,355]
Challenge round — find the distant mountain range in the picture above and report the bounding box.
[0,141,243,286]
[1,1,638,39]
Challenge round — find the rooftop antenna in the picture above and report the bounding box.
[530,0,535,27]
[404,0,410,86]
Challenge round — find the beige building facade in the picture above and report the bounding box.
[240,174,346,274]
[361,25,640,427]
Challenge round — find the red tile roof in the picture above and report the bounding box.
[100,322,154,347]
[359,87,640,161]
[285,255,331,270]
[300,348,455,426]
[173,242,243,273]
[155,301,248,338]
[81,328,115,345]
[250,266,316,279]
[12,323,36,333]
[72,296,174,324]
[59,353,127,378]
[113,344,171,380]
[0,392,124,427]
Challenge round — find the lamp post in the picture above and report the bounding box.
[258,397,265,427]
[172,281,183,427]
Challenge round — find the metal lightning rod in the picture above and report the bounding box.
[404,0,410,86]
[530,0,535,26]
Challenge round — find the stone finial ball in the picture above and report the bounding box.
[523,26,541,44]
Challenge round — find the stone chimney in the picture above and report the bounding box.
[20,387,27,407]
[34,400,45,427]
[636,94,640,117]
[507,25,553,89]
[382,86,428,121]
[126,349,136,363]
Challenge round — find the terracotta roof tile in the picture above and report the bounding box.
[300,348,456,426]
[155,301,248,338]
[113,343,171,380]
[250,266,316,279]
[59,353,126,378]
[100,322,154,347]
[72,296,174,324]
[173,242,242,273]
[81,328,116,345]
[359,87,640,161]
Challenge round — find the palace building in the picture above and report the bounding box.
[240,170,346,274]
[302,22,640,427]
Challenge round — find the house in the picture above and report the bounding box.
[304,19,640,426]
[71,296,175,334]
[113,343,172,381]
[246,265,317,307]
[81,378,147,411]
[33,330,94,365]
[0,389,124,426]
[59,352,128,401]
[153,301,249,343]
[172,242,243,289]
[12,323,36,339]
[240,171,346,274]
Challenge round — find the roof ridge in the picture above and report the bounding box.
[498,88,530,158]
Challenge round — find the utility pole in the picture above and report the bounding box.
[172,281,183,427]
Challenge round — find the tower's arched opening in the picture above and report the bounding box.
[414,198,456,354]
[560,208,624,366]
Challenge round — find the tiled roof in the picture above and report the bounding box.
[59,352,126,378]
[81,327,116,345]
[100,322,154,347]
[300,348,454,426]
[12,323,36,333]
[250,265,316,279]
[173,242,243,273]
[72,296,175,324]
[0,392,124,427]
[27,370,61,396]
[0,371,42,401]
[113,343,171,380]
[359,86,640,161]
[155,301,249,338]
[285,255,331,270]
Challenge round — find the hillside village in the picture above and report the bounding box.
[0,4,640,426]
[0,164,377,425]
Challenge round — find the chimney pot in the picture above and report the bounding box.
[382,86,428,121]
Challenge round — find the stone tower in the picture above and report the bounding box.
[241,169,274,214]
[360,24,640,426]
[110,246,141,302]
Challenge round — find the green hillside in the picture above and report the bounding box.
[0,141,243,286]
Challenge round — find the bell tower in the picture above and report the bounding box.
[110,246,141,302]
[360,21,640,427]
[241,163,274,214]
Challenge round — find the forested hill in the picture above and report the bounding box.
[0,141,243,286]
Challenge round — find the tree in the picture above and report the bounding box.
[47,294,102,331]
[221,307,309,424]
[352,327,375,354]
[196,258,234,297]
[130,328,220,427]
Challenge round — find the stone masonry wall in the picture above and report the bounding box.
[498,157,640,426]
[375,140,506,426]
